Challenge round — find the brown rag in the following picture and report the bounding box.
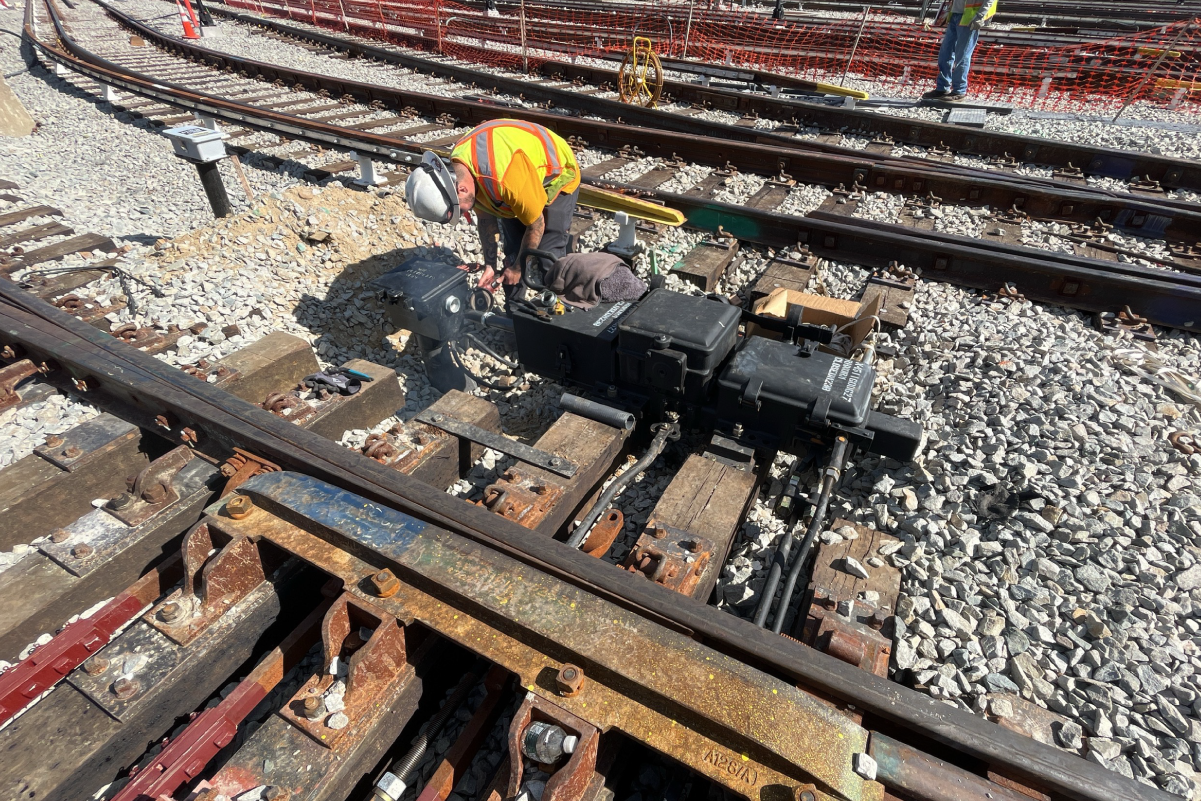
[544,252,624,309]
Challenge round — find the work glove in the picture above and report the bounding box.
[302,367,372,396]
[970,12,991,29]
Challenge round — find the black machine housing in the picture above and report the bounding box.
[372,255,923,461]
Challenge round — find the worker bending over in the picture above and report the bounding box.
[405,119,581,302]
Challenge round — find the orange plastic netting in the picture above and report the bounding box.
[226,0,1201,111]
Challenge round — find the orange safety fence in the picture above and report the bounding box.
[226,0,1201,111]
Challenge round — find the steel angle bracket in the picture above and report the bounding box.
[222,471,878,801]
[414,410,579,478]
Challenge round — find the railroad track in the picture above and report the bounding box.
[0,0,1197,799]
[736,0,1201,28]
[27,0,1201,335]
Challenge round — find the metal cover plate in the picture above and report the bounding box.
[414,410,578,478]
[944,108,987,128]
[67,581,277,721]
[33,414,139,472]
[40,461,220,577]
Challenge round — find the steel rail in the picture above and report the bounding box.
[28,0,1201,330]
[0,280,1177,801]
[207,2,1201,194]
[89,1,1201,245]
[10,5,1195,799]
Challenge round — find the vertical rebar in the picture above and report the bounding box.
[683,0,694,59]
[520,0,528,73]
[839,5,871,87]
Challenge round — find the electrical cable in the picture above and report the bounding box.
[751,449,819,628]
[565,421,678,549]
[769,436,850,634]
[464,330,520,369]
[448,339,512,392]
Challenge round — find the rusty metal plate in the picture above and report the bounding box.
[33,414,139,472]
[40,460,219,577]
[277,594,409,751]
[622,521,714,597]
[67,580,282,722]
[222,472,875,801]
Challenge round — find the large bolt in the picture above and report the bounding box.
[108,492,136,511]
[868,609,887,631]
[112,677,140,700]
[303,694,326,721]
[72,543,94,560]
[83,655,110,675]
[367,569,400,598]
[159,601,184,623]
[63,446,83,459]
[141,483,169,505]
[556,664,584,697]
[226,495,254,519]
[45,434,65,448]
[49,528,71,544]
[651,526,667,540]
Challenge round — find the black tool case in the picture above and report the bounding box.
[717,336,875,446]
[512,300,638,388]
[616,290,741,403]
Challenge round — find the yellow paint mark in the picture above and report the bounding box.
[570,602,576,608]
[742,754,749,761]
[709,674,714,679]
[772,689,777,694]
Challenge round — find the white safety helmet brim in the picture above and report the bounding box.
[405,151,461,226]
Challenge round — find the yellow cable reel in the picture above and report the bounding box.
[618,36,664,108]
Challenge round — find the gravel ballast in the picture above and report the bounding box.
[4,0,1201,797]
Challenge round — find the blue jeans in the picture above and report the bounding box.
[936,14,980,94]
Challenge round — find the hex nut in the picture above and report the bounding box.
[83,655,110,675]
[367,569,400,598]
[556,664,584,697]
[45,435,64,448]
[159,601,184,624]
[72,543,94,559]
[49,528,71,544]
[63,446,83,458]
[226,495,254,519]
[112,677,140,700]
[303,694,326,721]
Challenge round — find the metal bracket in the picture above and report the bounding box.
[0,359,42,410]
[622,521,714,597]
[105,446,194,526]
[33,414,139,472]
[506,694,599,801]
[278,593,409,750]
[415,410,578,478]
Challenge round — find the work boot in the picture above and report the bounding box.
[944,92,967,102]
[922,89,949,100]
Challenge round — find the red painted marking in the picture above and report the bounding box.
[0,591,145,726]
[110,678,268,801]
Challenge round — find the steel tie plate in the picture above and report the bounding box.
[414,410,579,478]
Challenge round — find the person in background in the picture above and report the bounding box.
[404,119,580,305]
[922,0,998,102]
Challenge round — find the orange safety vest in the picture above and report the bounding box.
[450,120,580,221]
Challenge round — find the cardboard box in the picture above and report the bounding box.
[747,288,881,356]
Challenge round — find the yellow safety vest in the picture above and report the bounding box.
[451,120,580,222]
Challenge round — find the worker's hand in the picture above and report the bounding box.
[970,15,987,29]
[478,265,500,291]
[501,265,523,285]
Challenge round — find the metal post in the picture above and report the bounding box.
[683,0,694,59]
[435,0,442,55]
[195,162,233,218]
[1112,21,1192,123]
[519,0,528,73]
[839,5,870,87]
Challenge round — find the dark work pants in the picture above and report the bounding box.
[497,186,579,305]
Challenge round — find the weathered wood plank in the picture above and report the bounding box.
[0,205,62,228]
[0,414,149,550]
[747,257,814,303]
[671,239,739,292]
[395,390,501,490]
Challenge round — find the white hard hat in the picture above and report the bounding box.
[405,151,460,226]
